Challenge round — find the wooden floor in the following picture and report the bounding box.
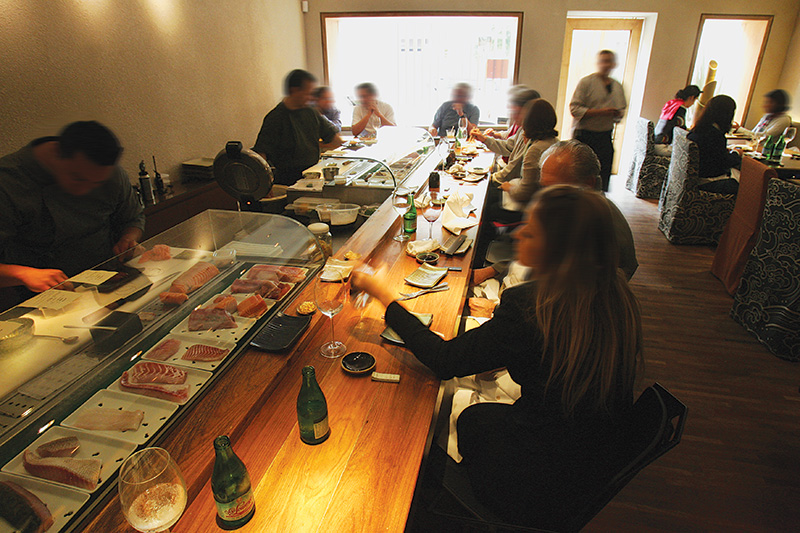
[583,179,800,532]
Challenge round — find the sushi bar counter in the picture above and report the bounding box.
[0,151,494,531]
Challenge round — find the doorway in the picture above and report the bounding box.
[556,18,643,174]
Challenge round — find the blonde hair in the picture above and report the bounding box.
[528,185,642,416]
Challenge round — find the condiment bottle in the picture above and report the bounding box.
[308,222,333,260]
[211,435,255,528]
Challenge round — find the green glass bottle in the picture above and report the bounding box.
[297,366,330,445]
[762,134,775,159]
[403,193,417,234]
[769,134,786,163]
[211,435,255,529]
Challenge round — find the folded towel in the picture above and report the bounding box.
[405,239,441,256]
[441,188,477,233]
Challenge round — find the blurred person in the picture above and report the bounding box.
[482,85,541,141]
[689,94,741,195]
[351,82,395,138]
[733,89,792,139]
[471,88,541,168]
[570,50,627,191]
[654,85,702,147]
[429,82,480,137]
[254,69,343,185]
[312,86,341,131]
[0,121,144,310]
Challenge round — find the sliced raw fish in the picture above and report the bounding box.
[230,279,266,293]
[126,362,187,385]
[212,295,238,314]
[247,264,305,283]
[23,450,102,491]
[160,292,188,305]
[119,374,190,403]
[238,294,269,318]
[138,244,172,263]
[259,280,292,300]
[0,480,54,533]
[36,436,80,458]
[170,261,220,294]
[148,338,182,361]
[187,308,237,331]
[182,344,229,362]
[276,266,306,283]
[71,407,145,432]
[245,266,280,282]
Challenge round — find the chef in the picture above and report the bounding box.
[0,121,145,309]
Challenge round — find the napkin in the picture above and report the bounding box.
[320,259,354,281]
[441,189,477,233]
[405,239,440,256]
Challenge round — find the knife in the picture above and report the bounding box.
[444,234,467,256]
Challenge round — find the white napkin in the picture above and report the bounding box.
[405,239,440,256]
[441,189,477,233]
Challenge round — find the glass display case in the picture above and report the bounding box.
[287,126,443,206]
[0,210,323,531]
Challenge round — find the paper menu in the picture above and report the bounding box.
[69,270,118,285]
[23,289,82,310]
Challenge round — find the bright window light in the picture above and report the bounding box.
[324,14,522,128]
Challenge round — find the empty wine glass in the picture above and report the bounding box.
[784,127,797,144]
[314,270,348,358]
[422,192,443,240]
[119,447,187,533]
[391,189,411,242]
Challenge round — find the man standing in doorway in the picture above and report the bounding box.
[569,50,627,191]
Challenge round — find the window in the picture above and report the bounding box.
[322,13,522,128]
[688,15,772,125]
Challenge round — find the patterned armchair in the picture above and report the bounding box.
[658,129,736,244]
[731,179,800,361]
[626,118,670,198]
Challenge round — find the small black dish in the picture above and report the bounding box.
[416,252,440,265]
[341,352,376,375]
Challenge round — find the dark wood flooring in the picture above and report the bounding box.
[585,180,800,532]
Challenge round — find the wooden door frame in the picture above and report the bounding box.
[556,17,643,173]
[686,14,773,122]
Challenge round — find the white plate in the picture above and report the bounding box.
[2,426,136,494]
[169,310,255,343]
[61,389,178,444]
[107,363,211,405]
[0,471,89,533]
[142,334,236,372]
[462,173,485,182]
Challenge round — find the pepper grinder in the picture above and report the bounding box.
[138,160,155,204]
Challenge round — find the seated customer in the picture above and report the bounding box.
[353,185,643,529]
[254,69,343,185]
[471,88,541,171]
[688,95,741,195]
[351,82,395,138]
[654,85,702,147]
[429,83,480,137]
[733,89,792,139]
[312,86,341,131]
[482,85,540,142]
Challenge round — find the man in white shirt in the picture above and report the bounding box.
[351,82,396,138]
[569,50,627,191]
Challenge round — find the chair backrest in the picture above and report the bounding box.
[635,117,655,156]
[566,383,688,531]
[734,156,777,225]
[660,129,699,210]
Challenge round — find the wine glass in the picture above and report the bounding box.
[422,192,443,240]
[314,270,348,358]
[119,448,187,533]
[784,127,797,144]
[391,189,411,242]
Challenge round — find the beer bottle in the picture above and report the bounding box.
[762,135,775,159]
[212,436,255,528]
[403,193,417,234]
[769,134,786,163]
[297,366,330,445]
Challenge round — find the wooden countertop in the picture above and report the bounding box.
[83,154,494,532]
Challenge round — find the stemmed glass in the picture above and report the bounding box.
[119,447,187,533]
[784,127,797,145]
[314,270,348,358]
[391,189,411,242]
[422,192,443,240]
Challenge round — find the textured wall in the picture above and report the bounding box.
[302,0,800,130]
[0,0,306,179]
[778,11,800,117]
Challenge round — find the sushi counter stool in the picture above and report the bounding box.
[711,156,775,295]
[419,384,687,532]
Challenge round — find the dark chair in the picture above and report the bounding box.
[425,383,687,532]
[626,118,671,199]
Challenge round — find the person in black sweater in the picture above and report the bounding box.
[654,84,702,146]
[687,95,741,195]
[352,186,643,529]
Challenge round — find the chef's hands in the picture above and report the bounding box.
[17,267,68,293]
[113,227,143,259]
[351,266,395,307]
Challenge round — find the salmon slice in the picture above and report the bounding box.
[160,292,188,305]
[238,294,269,318]
[138,244,172,263]
[258,280,292,300]
[126,362,187,385]
[230,279,265,293]
[148,338,182,361]
[170,262,220,294]
[212,295,238,314]
[182,344,229,362]
[36,436,80,458]
[187,308,237,331]
[72,407,144,432]
[23,450,102,491]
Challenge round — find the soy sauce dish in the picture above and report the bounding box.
[341,352,376,375]
[415,252,439,265]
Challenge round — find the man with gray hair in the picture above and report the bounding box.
[429,82,480,137]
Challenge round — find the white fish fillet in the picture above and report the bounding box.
[72,407,145,432]
[23,450,102,491]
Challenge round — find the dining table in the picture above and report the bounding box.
[81,151,496,531]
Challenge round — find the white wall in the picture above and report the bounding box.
[0,1,307,178]
[778,10,800,120]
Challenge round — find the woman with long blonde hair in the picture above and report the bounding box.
[352,185,642,527]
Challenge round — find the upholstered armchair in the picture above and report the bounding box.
[658,129,736,244]
[626,118,670,199]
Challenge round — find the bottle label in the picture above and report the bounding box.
[314,415,330,440]
[216,489,254,522]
